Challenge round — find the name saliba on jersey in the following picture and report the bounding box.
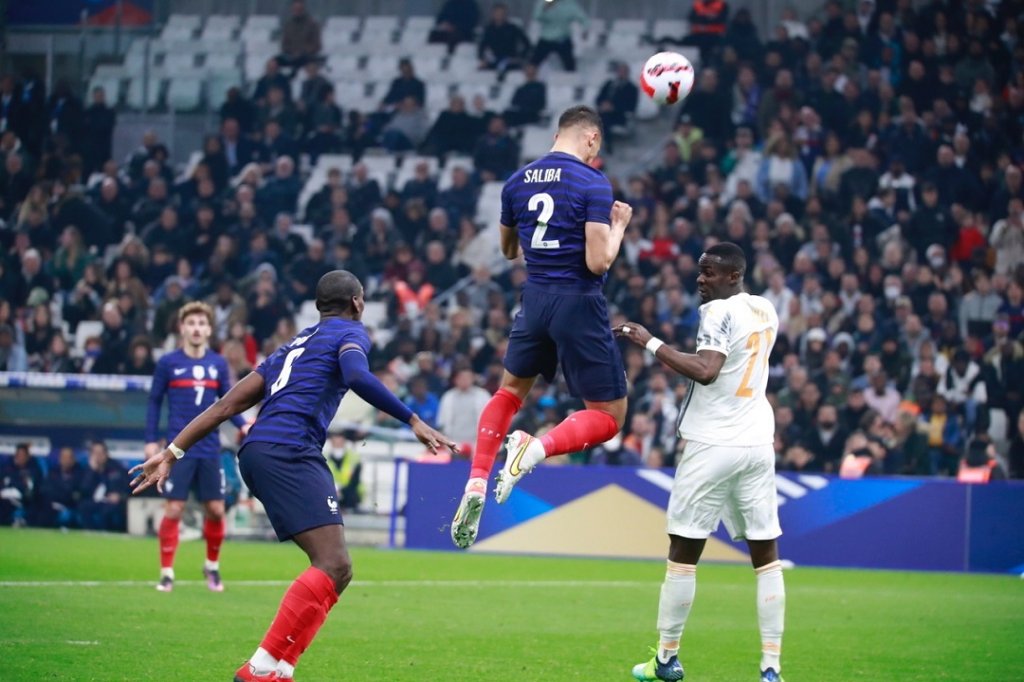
[524,168,562,183]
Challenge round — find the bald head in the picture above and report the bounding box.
[316,270,364,318]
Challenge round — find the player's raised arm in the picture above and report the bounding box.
[615,322,727,385]
[584,200,632,275]
[130,372,267,493]
[338,343,458,454]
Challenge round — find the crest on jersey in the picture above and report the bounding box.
[192,365,205,380]
[327,496,339,514]
[209,366,218,380]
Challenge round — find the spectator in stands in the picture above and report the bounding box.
[82,86,116,177]
[0,152,31,217]
[920,394,964,476]
[990,198,1024,277]
[252,59,291,106]
[306,85,344,162]
[380,59,426,111]
[437,367,491,451]
[473,116,519,182]
[685,0,730,60]
[285,238,331,305]
[41,446,84,528]
[423,96,476,156]
[219,86,257,135]
[595,62,639,153]
[77,440,128,532]
[502,63,546,127]
[347,163,383,224]
[0,443,43,526]
[757,134,808,203]
[478,2,531,73]
[278,0,322,77]
[256,156,301,223]
[530,0,588,72]
[382,97,429,152]
[46,80,83,148]
[430,0,481,51]
[684,68,731,143]
[258,90,300,145]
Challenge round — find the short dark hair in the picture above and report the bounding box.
[557,105,603,134]
[704,241,747,276]
[316,270,362,313]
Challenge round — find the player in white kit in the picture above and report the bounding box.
[616,242,785,682]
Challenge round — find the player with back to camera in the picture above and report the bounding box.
[616,242,786,682]
[450,104,633,549]
[146,302,245,592]
[130,271,458,682]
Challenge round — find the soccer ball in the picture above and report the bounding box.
[639,52,695,105]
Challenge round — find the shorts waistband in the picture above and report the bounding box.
[524,279,604,295]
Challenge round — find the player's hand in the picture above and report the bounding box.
[610,201,633,230]
[129,450,176,495]
[409,415,458,456]
[614,321,653,347]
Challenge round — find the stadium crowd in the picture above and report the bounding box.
[2,0,1024,533]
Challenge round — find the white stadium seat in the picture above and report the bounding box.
[363,15,400,37]
[652,19,690,38]
[404,16,434,32]
[126,75,164,109]
[167,76,203,111]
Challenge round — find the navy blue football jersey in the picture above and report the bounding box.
[246,318,371,452]
[147,350,234,459]
[500,151,614,291]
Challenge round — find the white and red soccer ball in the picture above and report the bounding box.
[640,51,695,105]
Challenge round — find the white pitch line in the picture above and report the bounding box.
[0,579,658,588]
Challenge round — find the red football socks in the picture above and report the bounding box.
[470,388,523,479]
[158,516,179,569]
[262,566,339,664]
[540,410,620,457]
[203,517,226,563]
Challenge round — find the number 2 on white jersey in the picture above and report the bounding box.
[271,348,306,395]
[735,329,774,398]
[528,192,560,250]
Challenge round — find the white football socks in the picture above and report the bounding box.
[276,660,295,678]
[656,561,696,663]
[755,560,785,672]
[160,567,174,580]
[204,559,220,572]
[249,647,278,675]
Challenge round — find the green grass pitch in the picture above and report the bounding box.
[1,528,1022,681]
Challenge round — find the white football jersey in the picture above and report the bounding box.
[677,292,779,447]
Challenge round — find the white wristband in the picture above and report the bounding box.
[168,443,185,460]
[645,337,665,356]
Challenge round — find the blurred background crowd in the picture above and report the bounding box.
[2,0,1024,534]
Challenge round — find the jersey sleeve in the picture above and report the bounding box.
[583,176,613,225]
[145,357,169,443]
[500,179,517,227]
[695,301,731,356]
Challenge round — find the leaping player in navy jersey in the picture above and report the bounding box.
[146,302,245,593]
[450,105,633,549]
[130,271,457,682]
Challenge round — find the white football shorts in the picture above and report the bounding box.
[666,440,782,541]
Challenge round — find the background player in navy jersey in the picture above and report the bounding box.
[146,302,246,593]
[450,105,633,549]
[130,271,456,682]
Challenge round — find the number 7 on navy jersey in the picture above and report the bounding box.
[528,192,560,250]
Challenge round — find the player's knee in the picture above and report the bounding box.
[164,503,185,520]
[318,553,353,592]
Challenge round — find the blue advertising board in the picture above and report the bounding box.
[402,462,1024,574]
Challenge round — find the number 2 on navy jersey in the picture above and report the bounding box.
[271,348,306,395]
[528,192,560,250]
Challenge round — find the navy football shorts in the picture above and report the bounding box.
[238,441,343,542]
[504,283,627,402]
[163,456,225,502]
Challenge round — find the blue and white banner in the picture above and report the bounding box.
[403,463,1024,574]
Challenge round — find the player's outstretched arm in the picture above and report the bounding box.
[129,372,266,494]
[584,201,632,275]
[339,345,458,455]
[615,322,726,385]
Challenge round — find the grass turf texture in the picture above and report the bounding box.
[1,528,1022,681]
